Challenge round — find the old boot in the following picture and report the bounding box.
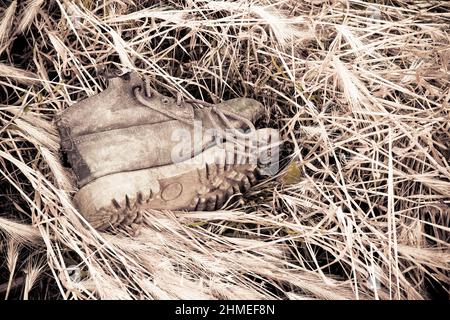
[56,71,281,231]
[56,71,264,187]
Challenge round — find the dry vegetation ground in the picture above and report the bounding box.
[0,0,449,300]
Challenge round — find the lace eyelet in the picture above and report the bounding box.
[161,97,169,104]
[133,86,142,96]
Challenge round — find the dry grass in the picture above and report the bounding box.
[0,0,449,300]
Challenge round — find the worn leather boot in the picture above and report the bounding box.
[56,71,281,231]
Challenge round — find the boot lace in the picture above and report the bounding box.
[133,77,260,157]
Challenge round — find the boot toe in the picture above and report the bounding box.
[216,97,264,125]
